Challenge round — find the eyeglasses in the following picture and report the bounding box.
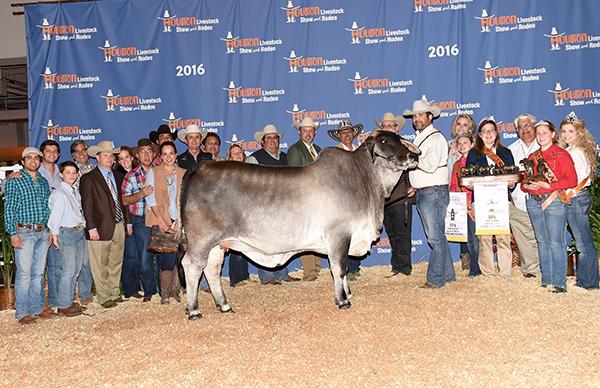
[517,123,533,130]
[382,123,398,128]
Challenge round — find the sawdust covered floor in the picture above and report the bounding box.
[1,263,600,387]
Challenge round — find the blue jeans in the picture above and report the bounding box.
[229,251,249,286]
[258,267,289,284]
[527,197,567,288]
[132,216,157,296]
[566,192,599,289]
[467,214,481,276]
[45,244,61,307]
[77,250,93,300]
[57,227,86,308]
[14,227,49,320]
[121,230,141,297]
[416,185,455,287]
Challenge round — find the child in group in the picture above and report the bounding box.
[449,131,481,276]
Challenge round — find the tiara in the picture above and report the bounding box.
[478,116,496,125]
[534,120,550,128]
[565,111,580,123]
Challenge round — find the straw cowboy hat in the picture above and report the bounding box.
[132,138,158,156]
[149,124,177,144]
[88,140,120,158]
[402,98,441,119]
[327,120,363,142]
[254,124,284,143]
[177,124,204,144]
[374,112,406,130]
[293,117,320,130]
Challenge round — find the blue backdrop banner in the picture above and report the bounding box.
[26,0,600,268]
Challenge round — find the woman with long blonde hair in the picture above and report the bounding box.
[558,112,599,289]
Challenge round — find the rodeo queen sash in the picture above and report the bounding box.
[445,192,468,242]
[529,149,571,211]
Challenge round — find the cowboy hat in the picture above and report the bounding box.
[402,98,441,118]
[327,120,363,142]
[88,140,121,158]
[149,124,177,144]
[177,124,204,144]
[21,147,43,159]
[132,138,158,156]
[254,124,284,144]
[374,112,406,130]
[293,117,320,130]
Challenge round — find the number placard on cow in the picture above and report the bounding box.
[473,182,510,236]
[445,192,468,242]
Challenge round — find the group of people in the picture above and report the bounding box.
[3,97,598,325]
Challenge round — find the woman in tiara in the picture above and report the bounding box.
[522,120,577,293]
[558,112,599,289]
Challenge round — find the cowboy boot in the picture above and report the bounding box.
[460,252,470,271]
[159,271,170,304]
[171,269,181,303]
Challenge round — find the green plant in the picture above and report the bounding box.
[0,191,16,288]
[588,175,600,253]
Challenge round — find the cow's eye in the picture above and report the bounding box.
[380,139,387,144]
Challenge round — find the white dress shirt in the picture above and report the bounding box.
[47,181,86,235]
[409,124,449,188]
[507,138,539,212]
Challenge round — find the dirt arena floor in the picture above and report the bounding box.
[1,263,600,387]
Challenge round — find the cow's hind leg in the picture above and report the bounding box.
[182,251,204,320]
[204,245,232,313]
[327,238,351,309]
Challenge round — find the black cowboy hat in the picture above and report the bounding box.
[149,124,177,144]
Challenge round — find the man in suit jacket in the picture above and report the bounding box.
[80,141,129,308]
[287,117,322,281]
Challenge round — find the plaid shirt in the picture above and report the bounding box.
[3,170,51,236]
[122,165,148,217]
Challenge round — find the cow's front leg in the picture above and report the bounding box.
[182,253,203,320]
[327,238,351,309]
[205,245,232,313]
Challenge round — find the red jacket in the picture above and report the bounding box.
[521,143,577,195]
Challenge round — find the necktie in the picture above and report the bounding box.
[309,144,317,161]
[106,172,123,223]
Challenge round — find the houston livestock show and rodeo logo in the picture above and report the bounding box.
[280,1,344,24]
[99,89,162,112]
[41,67,100,91]
[222,80,285,104]
[412,0,473,13]
[286,104,350,128]
[424,95,481,120]
[158,9,219,33]
[547,83,600,107]
[478,60,547,85]
[282,50,347,74]
[474,9,542,33]
[348,72,413,96]
[220,31,282,54]
[42,119,102,143]
[99,40,160,63]
[544,26,600,51]
[36,17,97,41]
[345,21,410,45]
[162,112,225,133]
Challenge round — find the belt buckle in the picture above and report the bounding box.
[33,224,45,232]
[75,224,85,231]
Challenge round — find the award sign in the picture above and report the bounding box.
[445,192,468,242]
[474,182,510,235]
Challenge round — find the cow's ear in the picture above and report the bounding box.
[364,135,376,161]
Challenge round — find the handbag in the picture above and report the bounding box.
[147,225,178,253]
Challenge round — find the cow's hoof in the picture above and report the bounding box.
[188,312,203,320]
[219,304,234,313]
[338,301,352,310]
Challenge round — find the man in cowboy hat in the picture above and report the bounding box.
[288,117,322,281]
[4,147,54,324]
[176,124,212,170]
[150,124,177,166]
[122,138,159,302]
[403,98,455,288]
[327,120,363,152]
[375,113,415,279]
[328,120,364,279]
[247,124,300,284]
[80,140,130,308]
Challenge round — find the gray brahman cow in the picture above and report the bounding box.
[180,130,420,320]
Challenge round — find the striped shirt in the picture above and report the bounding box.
[3,170,51,236]
[122,165,148,217]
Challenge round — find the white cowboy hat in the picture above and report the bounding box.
[402,98,441,118]
[327,120,363,142]
[374,112,406,130]
[177,124,204,144]
[254,124,284,143]
[88,140,120,158]
[293,117,320,130]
